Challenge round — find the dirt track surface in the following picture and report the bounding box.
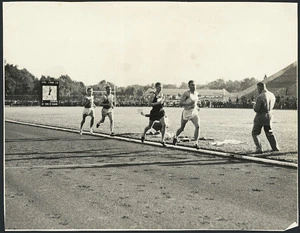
[4,122,297,230]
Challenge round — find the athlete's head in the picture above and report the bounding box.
[257,82,266,94]
[106,85,111,94]
[155,82,162,92]
[188,80,196,92]
[87,87,93,95]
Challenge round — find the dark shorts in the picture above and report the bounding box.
[150,109,165,121]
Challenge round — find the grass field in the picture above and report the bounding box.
[4,106,298,163]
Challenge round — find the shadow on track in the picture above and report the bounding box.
[5,149,152,160]
[47,159,244,170]
[5,137,107,142]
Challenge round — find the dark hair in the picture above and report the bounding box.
[87,87,93,91]
[155,82,161,88]
[106,85,111,89]
[257,82,266,88]
[188,80,195,86]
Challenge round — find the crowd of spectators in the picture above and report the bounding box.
[198,95,297,109]
[274,95,297,109]
[5,94,297,110]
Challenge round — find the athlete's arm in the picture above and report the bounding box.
[148,93,157,107]
[179,92,189,107]
[83,96,89,107]
[99,95,110,107]
[111,95,115,108]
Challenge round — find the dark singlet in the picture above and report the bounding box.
[150,93,165,121]
[84,96,93,108]
[102,95,110,109]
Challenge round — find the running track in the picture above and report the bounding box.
[4,122,298,230]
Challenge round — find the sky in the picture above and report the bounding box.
[3,1,298,87]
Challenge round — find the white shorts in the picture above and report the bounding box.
[83,107,95,117]
[182,108,198,121]
[102,108,113,117]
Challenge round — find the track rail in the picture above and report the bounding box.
[5,119,297,169]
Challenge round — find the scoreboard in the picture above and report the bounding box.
[40,80,59,106]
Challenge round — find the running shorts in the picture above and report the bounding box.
[102,107,113,117]
[182,108,198,121]
[83,107,95,117]
[149,109,165,121]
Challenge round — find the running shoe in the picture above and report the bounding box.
[194,144,200,150]
[110,132,115,136]
[79,130,83,135]
[172,137,177,145]
[271,148,280,152]
[141,136,145,143]
[161,141,166,147]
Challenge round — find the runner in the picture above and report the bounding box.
[173,80,201,149]
[141,82,167,146]
[96,85,115,136]
[79,87,96,135]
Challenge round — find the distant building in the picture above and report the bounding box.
[238,61,297,99]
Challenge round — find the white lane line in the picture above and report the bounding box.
[5,119,298,169]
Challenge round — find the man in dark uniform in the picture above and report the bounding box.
[252,82,280,153]
[141,82,167,146]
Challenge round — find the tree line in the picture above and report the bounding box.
[5,62,259,105]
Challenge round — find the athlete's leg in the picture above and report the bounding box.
[190,114,200,148]
[90,116,94,127]
[89,111,95,134]
[80,114,87,135]
[176,118,188,138]
[100,115,106,123]
[96,111,106,128]
[190,114,200,141]
[141,120,154,142]
[252,124,263,152]
[107,112,114,135]
[159,116,166,145]
[173,118,188,145]
[80,114,87,129]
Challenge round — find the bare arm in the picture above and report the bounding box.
[179,92,187,106]
[100,95,115,108]
[83,96,94,108]
[83,96,89,106]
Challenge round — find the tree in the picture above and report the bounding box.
[20,69,36,94]
[179,82,188,89]
[124,86,135,97]
[5,66,16,95]
[240,77,258,91]
[136,88,144,97]
[207,79,225,89]
[163,84,177,89]
[225,80,241,92]
[5,64,38,96]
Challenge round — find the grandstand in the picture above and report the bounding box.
[238,61,297,99]
[145,88,230,101]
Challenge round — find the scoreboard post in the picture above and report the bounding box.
[40,79,59,106]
